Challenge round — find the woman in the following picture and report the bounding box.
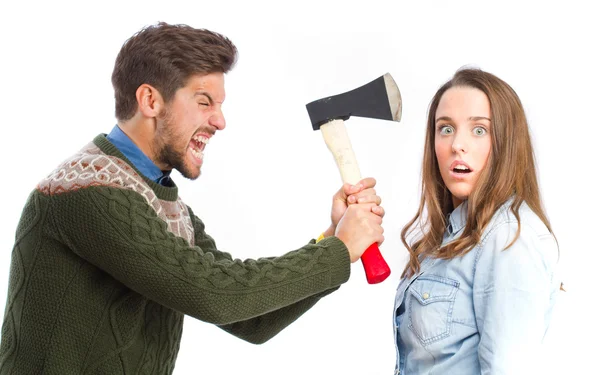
[393,68,561,374]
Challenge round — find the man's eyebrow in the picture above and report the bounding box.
[194,91,224,104]
[194,91,214,104]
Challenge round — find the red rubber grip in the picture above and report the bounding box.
[361,242,391,284]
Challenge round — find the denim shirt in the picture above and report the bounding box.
[106,125,173,186]
[393,199,560,375]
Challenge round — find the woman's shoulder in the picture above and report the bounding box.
[476,199,558,267]
[484,199,552,239]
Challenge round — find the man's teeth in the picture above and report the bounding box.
[191,147,204,159]
[190,135,208,159]
[193,135,209,144]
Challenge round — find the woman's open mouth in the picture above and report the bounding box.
[449,160,472,178]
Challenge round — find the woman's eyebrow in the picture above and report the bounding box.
[435,116,452,123]
[469,116,491,122]
[435,116,491,123]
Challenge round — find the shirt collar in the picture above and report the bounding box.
[106,125,171,185]
[447,200,468,235]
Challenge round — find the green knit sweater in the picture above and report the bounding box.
[0,135,351,374]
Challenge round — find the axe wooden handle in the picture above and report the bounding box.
[320,119,391,284]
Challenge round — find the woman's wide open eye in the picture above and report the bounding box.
[473,126,487,136]
[439,125,454,135]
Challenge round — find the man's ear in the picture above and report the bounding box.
[136,84,165,118]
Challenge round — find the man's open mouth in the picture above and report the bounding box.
[189,134,209,159]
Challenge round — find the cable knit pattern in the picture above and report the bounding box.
[0,134,351,374]
[37,141,194,245]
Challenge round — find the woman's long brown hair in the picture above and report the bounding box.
[401,68,554,278]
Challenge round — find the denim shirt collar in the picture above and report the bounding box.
[106,125,172,185]
[447,200,468,235]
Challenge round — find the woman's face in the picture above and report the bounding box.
[434,86,492,208]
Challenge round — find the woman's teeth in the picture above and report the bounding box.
[453,165,470,173]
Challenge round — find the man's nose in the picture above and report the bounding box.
[209,108,226,130]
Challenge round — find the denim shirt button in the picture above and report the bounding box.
[422,292,430,299]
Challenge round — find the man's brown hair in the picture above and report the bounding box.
[112,22,238,121]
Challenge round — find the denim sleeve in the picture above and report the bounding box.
[473,220,558,375]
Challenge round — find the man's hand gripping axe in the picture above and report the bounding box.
[306,73,402,284]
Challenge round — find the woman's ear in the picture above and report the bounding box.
[135,84,165,118]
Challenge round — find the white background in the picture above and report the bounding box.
[0,1,598,374]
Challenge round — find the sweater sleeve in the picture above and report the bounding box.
[185,205,233,263]
[50,186,351,330]
[183,206,343,343]
[217,287,339,344]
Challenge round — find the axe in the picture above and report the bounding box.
[305,73,402,284]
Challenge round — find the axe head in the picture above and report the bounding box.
[306,73,402,130]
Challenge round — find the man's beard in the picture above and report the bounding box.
[156,142,200,180]
[153,113,201,181]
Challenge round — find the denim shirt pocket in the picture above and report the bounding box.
[408,275,459,346]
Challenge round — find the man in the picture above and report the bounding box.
[0,22,384,374]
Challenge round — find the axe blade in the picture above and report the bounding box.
[306,73,402,130]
